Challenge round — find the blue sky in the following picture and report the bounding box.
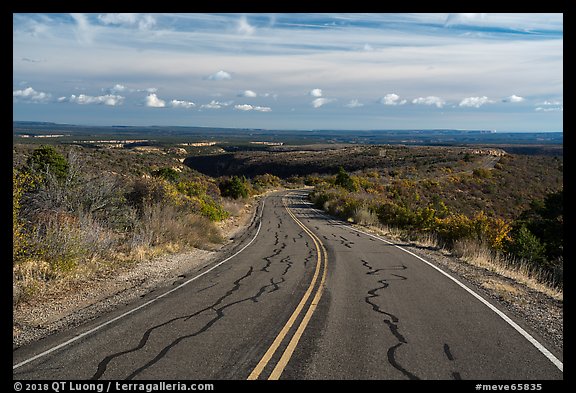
[13,13,563,131]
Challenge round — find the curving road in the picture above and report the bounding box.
[13,190,562,380]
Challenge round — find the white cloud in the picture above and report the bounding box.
[459,96,493,108]
[444,13,487,27]
[535,106,563,112]
[99,13,137,25]
[254,106,272,112]
[13,87,51,103]
[539,100,561,106]
[312,98,334,108]
[345,99,364,108]
[240,90,257,98]
[12,13,562,131]
[237,15,255,36]
[130,87,158,93]
[137,14,156,30]
[98,13,156,30]
[261,93,278,100]
[70,13,93,44]
[380,93,406,106]
[234,104,272,112]
[145,93,165,108]
[206,70,232,81]
[102,95,123,106]
[201,102,221,109]
[503,94,525,103]
[310,88,323,97]
[412,96,446,108]
[68,94,124,106]
[201,100,232,109]
[442,13,561,32]
[170,99,196,109]
[109,84,127,94]
[235,104,253,111]
[15,16,50,38]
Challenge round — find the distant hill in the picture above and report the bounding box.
[13,121,563,147]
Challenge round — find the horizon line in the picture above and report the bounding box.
[12,120,563,134]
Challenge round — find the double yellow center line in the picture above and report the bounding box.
[247,193,328,380]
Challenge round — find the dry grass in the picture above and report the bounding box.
[407,231,441,250]
[440,238,561,300]
[352,206,380,226]
[13,256,108,305]
[13,201,224,307]
[221,198,246,217]
[481,279,523,302]
[363,222,406,241]
[357,223,562,301]
[133,202,222,249]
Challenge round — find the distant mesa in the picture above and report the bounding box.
[180,142,218,147]
[467,148,507,156]
[250,141,284,146]
[167,147,188,155]
[19,134,66,138]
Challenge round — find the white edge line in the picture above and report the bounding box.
[13,198,266,370]
[344,224,563,373]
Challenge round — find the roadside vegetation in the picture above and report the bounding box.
[13,142,562,305]
[12,144,282,306]
[308,154,562,298]
[183,142,563,299]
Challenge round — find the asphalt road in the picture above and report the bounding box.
[13,190,563,380]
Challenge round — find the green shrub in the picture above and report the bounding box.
[197,195,230,221]
[13,170,36,262]
[414,206,437,231]
[27,145,69,181]
[125,177,170,215]
[253,173,281,189]
[472,168,492,178]
[505,225,547,266]
[304,175,325,186]
[219,176,250,199]
[334,166,357,192]
[512,190,563,266]
[376,201,416,228]
[310,191,332,210]
[433,213,475,246]
[177,179,207,198]
[152,167,180,183]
